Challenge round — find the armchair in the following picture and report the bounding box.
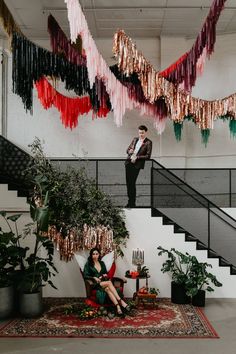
[75,251,127,307]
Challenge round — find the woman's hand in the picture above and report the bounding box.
[94,277,101,283]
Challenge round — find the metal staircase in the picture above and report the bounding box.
[1,135,236,273]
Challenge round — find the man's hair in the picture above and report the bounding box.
[138,125,148,132]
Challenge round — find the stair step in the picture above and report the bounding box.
[151,208,162,217]
[162,218,175,225]
[231,266,236,275]
[196,242,208,250]
[208,249,220,258]
[174,226,186,233]
[150,209,236,274]
[185,234,197,242]
[219,258,231,267]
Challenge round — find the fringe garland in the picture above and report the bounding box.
[47,14,169,133]
[35,77,93,129]
[114,0,226,93]
[229,119,236,138]
[65,0,135,127]
[12,32,111,115]
[48,13,86,67]
[201,129,211,146]
[0,0,23,38]
[47,224,114,261]
[47,14,111,116]
[173,122,183,141]
[113,29,236,130]
[159,0,226,90]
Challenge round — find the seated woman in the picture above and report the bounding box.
[83,247,130,316]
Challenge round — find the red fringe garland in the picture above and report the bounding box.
[35,76,92,129]
[159,52,188,79]
[159,0,226,91]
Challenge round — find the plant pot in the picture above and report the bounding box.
[0,286,14,319]
[171,281,190,304]
[19,290,43,318]
[192,290,206,307]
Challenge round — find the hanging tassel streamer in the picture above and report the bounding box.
[0,0,23,37]
[65,0,135,127]
[47,224,114,261]
[173,122,183,141]
[11,32,111,115]
[35,76,92,128]
[229,119,236,138]
[201,129,211,146]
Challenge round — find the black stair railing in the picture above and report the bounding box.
[151,165,236,271]
[1,135,235,208]
[168,168,236,207]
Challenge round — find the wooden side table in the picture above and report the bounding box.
[136,293,158,308]
[125,274,150,293]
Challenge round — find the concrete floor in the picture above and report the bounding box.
[0,299,236,354]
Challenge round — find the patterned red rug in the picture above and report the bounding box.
[0,298,219,339]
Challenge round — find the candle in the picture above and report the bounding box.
[132,248,145,265]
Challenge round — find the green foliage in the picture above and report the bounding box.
[139,266,149,277]
[0,190,57,293]
[157,246,192,285]
[149,287,160,295]
[185,256,222,297]
[17,191,58,294]
[157,246,222,297]
[0,212,27,287]
[24,138,129,255]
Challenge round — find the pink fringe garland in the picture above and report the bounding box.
[65,0,135,127]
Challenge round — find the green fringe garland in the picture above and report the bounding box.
[201,129,210,146]
[173,122,183,141]
[229,119,236,138]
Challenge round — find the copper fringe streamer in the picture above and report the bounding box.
[113,29,236,130]
[114,0,226,93]
[0,0,23,38]
[47,224,114,261]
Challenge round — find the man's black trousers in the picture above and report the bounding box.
[125,163,140,207]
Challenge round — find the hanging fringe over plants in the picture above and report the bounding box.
[47,224,114,261]
[0,0,23,38]
[229,119,236,138]
[173,122,183,141]
[201,129,211,146]
[11,32,111,115]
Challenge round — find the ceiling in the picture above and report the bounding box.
[2,0,236,40]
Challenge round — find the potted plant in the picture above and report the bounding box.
[0,212,26,318]
[185,256,222,307]
[23,138,129,257]
[157,246,192,304]
[16,189,58,317]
